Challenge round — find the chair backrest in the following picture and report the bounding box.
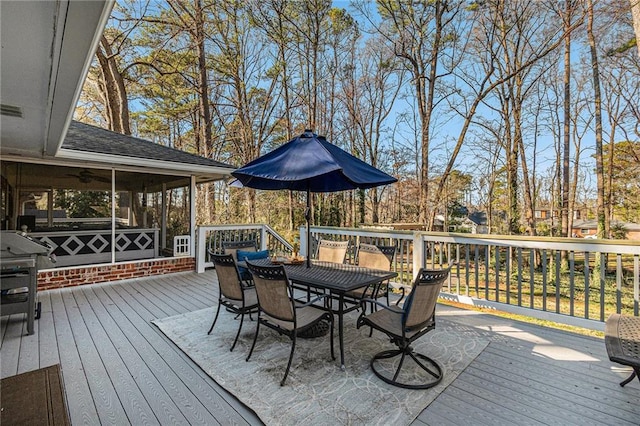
[211,254,244,300]
[403,267,450,330]
[245,261,295,322]
[223,240,257,260]
[357,243,395,271]
[316,239,349,263]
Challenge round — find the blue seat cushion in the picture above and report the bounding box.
[237,249,269,278]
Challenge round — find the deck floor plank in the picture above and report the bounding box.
[0,314,9,347]
[100,283,223,425]
[464,358,639,424]
[73,286,161,425]
[88,284,194,425]
[48,289,100,423]
[104,279,254,425]
[475,349,640,422]
[480,342,640,412]
[37,291,61,369]
[16,308,39,374]
[0,315,24,378]
[60,288,130,425]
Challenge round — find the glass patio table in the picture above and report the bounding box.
[241,258,397,369]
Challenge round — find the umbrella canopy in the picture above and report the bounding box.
[232,130,397,192]
[232,130,397,266]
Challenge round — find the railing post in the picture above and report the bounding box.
[196,226,207,273]
[299,225,308,258]
[413,232,424,281]
[260,226,268,251]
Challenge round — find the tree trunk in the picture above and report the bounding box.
[631,0,640,57]
[587,0,606,239]
[96,36,131,135]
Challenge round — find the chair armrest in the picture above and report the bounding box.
[388,282,408,306]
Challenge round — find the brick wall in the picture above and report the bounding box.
[37,257,196,290]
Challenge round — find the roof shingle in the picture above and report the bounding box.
[63,121,234,169]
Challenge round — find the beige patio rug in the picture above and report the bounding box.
[153,307,488,425]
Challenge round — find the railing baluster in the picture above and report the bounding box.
[555,250,561,314]
[569,251,575,317]
[474,245,480,298]
[529,249,535,309]
[584,252,590,320]
[495,245,500,302]
[542,250,547,312]
[506,247,511,305]
[484,245,490,301]
[517,247,522,307]
[600,252,606,322]
[465,245,470,297]
[616,254,622,314]
[634,255,639,316]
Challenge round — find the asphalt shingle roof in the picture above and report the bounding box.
[63,121,234,170]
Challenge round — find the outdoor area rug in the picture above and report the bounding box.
[153,307,488,425]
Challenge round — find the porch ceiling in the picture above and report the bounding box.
[0,1,113,158]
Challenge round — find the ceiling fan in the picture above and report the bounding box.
[66,169,111,184]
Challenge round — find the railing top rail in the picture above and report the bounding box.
[199,224,265,231]
[308,225,414,239]
[414,232,640,255]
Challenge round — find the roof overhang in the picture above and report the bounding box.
[0,0,114,158]
[2,152,234,184]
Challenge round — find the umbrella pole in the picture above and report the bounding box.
[306,188,311,268]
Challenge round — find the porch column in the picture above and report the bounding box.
[161,183,167,251]
[111,168,116,263]
[190,176,196,257]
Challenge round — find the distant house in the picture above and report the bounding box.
[572,220,640,241]
[468,211,489,234]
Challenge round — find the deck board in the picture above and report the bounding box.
[0,315,23,378]
[61,288,130,425]
[104,279,253,425]
[49,290,100,423]
[2,269,640,425]
[16,309,39,374]
[37,292,61,369]
[101,284,223,425]
[73,287,159,425]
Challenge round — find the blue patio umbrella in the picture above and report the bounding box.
[232,130,397,267]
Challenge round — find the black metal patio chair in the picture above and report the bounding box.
[208,254,259,352]
[356,267,450,389]
[316,239,349,263]
[222,240,258,284]
[245,260,335,386]
[347,243,396,307]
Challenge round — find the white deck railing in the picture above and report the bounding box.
[197,224,640,330]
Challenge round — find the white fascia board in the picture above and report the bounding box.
[55,148,235,177]
[46,1,115,156]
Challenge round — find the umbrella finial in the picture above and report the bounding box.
[303,129,315,137]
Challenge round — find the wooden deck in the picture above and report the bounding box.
[1,270,638,425]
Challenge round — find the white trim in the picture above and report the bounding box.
[46,1,115,156]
